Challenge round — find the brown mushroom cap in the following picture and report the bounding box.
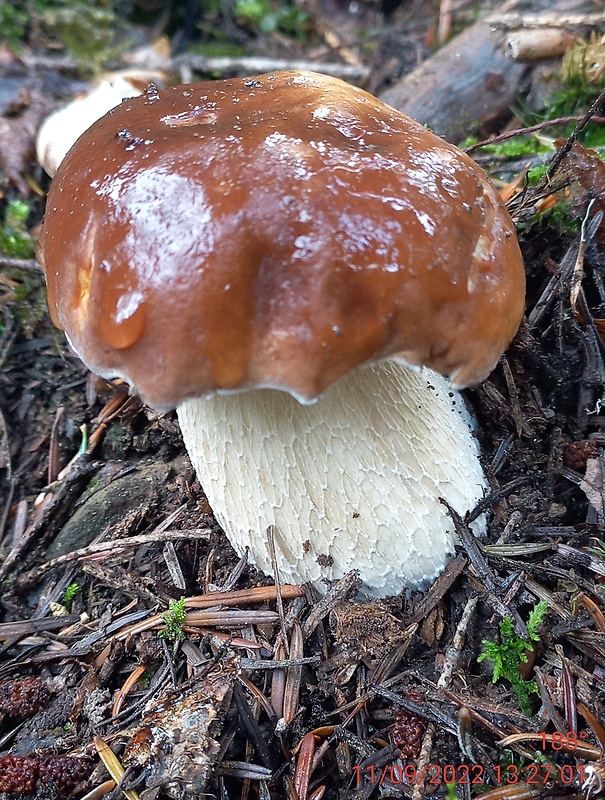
[37,70,524,409]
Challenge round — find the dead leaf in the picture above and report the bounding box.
[558,140,605,252]
[579,456,605,523]
[0,86,54,195]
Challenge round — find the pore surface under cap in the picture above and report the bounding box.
[38,70,525,409]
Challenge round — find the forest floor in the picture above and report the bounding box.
[2,1,605,799]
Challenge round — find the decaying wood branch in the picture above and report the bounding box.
[379,18,526,141]
[489,11,605,29]
[505,28,576,62]
[380,0,596,142]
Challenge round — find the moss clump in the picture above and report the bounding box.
[159,597,188,642]
[0,0,127,73]
[43,0,125,73]
[234,0,309,40]
[478,601,549,716]
[0,201,35,260]
[0,3,29,50]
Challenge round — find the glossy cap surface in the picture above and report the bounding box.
[38,70,525,409]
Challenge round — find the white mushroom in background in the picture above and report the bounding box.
[36,70,167,178]
[36,71,525,597]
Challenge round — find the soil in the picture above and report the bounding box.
[2,2,605,800]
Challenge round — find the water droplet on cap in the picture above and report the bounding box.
[99,289,147,350]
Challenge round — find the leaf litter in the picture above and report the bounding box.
[4,8,605,800]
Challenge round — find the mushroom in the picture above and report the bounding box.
[36,70,167,179]
[36,71,525,596]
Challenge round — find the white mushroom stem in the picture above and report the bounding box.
[177,360,486,597]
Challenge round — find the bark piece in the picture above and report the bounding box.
[44,459,174,559]
[506,28,576,62]
[380,20,526,142]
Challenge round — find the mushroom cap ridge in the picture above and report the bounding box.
[38,70,525,410]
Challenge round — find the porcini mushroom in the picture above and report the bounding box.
[37,71,525,596]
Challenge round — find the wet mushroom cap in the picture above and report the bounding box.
[37,71,525,410]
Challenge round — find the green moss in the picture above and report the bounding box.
[0,0,128,73]
[187,41,246,58]
[480,135,549,159]
[5,269,50,337]
[102,420,133,455]
[43,0,126,74]
[551,34,605,119]
[159,597,187,642]
[537,200,581,235]
[478,601,549,716]
[527,164,548,186]
[577,126,605,151]
[234,0,309,40]
[515,35,605,147]
[0,3,29,50]
[0,200,35,260]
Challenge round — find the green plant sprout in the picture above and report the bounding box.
[478,600,549,716]
[61,582,80,612]
[77,424,89,457]
[159,597,187,642]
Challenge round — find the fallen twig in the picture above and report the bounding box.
[0,257,42,272]
[488,11,605,29]
[21,52,370,81]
